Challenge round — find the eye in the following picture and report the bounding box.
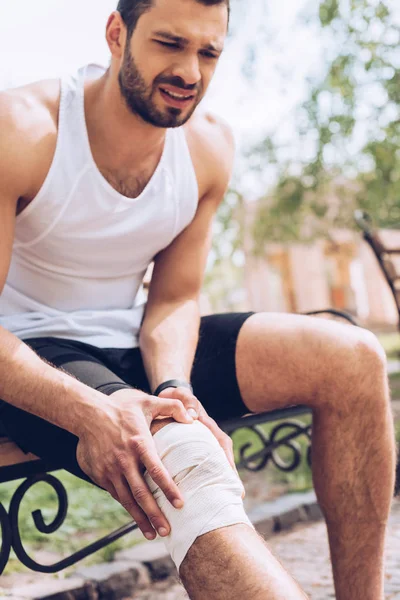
[200,51,218,60]
[155,40,180,50]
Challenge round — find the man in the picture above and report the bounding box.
[0,0,395,598]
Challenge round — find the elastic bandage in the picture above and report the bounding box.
[144,420,254,571]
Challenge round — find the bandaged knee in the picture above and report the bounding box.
[144,420,255,571]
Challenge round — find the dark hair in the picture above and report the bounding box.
[116,0,230,38]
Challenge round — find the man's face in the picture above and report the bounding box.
[118,0,227,128]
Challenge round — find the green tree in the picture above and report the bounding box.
[252,0,400,250]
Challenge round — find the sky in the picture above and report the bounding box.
[0,0,322,152]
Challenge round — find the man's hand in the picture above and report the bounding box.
[76,389,194,541]
[158,386,240,480]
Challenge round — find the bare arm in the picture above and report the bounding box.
[138,116,240,473]
[139,116,235,392]
[139,196,214,390]
[0,90,105,437]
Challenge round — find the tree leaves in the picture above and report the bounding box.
[247,0,400,248]
[319,0,340,27]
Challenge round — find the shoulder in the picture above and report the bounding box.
[184,110,235,201]
[0,79,60,146]
[0,79,60,199]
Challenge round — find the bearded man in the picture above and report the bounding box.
[0,0,395,598]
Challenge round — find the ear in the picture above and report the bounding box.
[105,11,127,60]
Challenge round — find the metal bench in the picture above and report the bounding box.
[355,210,400,496]
[0,306,358,575]
[355,210,400,333]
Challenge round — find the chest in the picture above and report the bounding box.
[98,164,155,199]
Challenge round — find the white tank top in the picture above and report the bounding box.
[0,64,199,348]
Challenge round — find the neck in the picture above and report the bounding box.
[84,68,166,165]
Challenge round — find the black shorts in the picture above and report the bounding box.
[0,312,254,485]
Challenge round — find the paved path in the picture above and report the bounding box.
[267,499,400,599]
[130,499,400,599]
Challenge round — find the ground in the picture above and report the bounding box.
[128,499,400,600]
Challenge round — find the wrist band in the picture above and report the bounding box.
[153,379,193,397]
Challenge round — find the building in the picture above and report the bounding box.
[243,229,399,330]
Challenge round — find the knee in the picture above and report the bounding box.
[148,420,240,494]
[319,327,388,408]
[346,328,387,384]
[144,421,252,571]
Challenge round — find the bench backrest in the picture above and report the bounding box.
[355,211,400,324]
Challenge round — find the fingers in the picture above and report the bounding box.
[113,471,174,540]
[109,476,157,540]
[110,429,185,539]
[133,430,185,509]
[158,387,201,419]
[106,415,186,539]
[148,396,195,425]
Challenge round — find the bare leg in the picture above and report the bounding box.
[235,313,396,600]
[179,525,308,600]
[150,418,308,600]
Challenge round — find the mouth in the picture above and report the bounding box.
[159,86,196,109]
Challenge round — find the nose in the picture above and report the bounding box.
[172,54,201,88]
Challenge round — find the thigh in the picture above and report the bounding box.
[235,311,369,414]
[190,313,255,423]
[0,337,133,485]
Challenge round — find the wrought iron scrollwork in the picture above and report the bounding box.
[234,419,312,473]
[1,472,138,574]
[0,501,12,574]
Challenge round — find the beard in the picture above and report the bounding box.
[118,48,203,128]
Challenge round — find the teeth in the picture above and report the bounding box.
[162,88,191,100]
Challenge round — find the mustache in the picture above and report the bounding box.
[155,75,199,92]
